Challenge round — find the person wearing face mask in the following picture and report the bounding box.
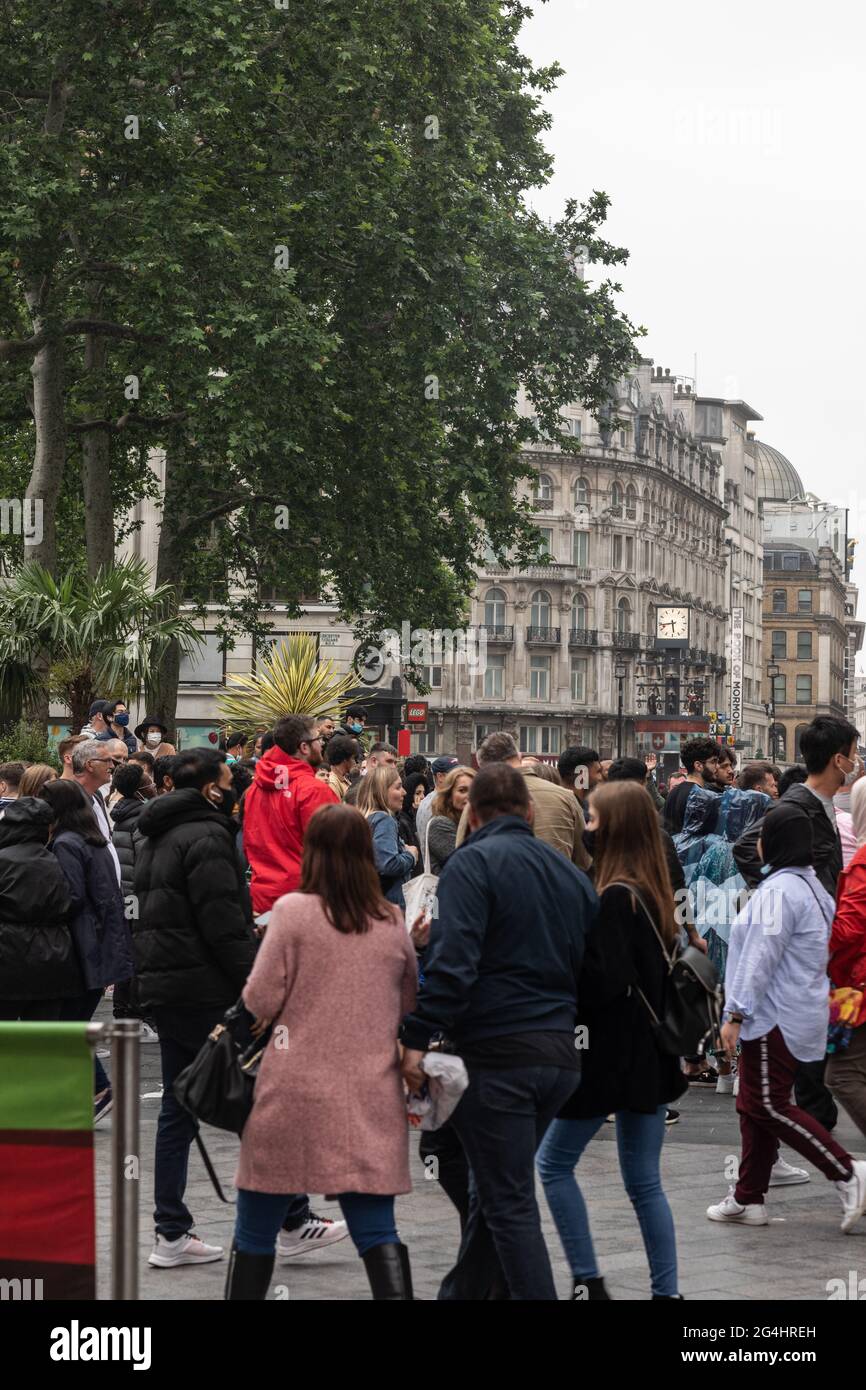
[336,705,368,761]
[133,715,176,759]
[707,801,866,1234]
[131,747,258,1270]
[105,700,138,755]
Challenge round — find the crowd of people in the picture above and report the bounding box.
[2,700,866,1299]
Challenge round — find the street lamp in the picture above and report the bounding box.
[614,661,627,757]
[766,661,780,762]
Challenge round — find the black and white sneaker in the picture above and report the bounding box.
[664,1109,680,1126]
[276,1213,349,1259]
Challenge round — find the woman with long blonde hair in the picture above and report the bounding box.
[427,766,475,876]
[357,765,419,909]
[536,780,685,1300]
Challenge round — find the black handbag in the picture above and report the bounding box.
[173,999,271,1135]
[608,881,724,1058]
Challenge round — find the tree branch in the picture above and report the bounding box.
[69,411,188,434]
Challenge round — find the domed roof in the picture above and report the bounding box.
[755,440,805,502]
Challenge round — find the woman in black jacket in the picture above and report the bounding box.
[397,773,426,854]
[109,761,154,1026]
[536,780,685,1301]
[40,780,135,1121]
[0,798,78,1019]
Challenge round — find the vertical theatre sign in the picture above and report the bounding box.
[730,606,744,730]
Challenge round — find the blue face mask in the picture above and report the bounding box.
[113,712,130,727]
[350,722,363,734]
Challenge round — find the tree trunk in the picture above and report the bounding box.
[24,322,66,575]
[81,328,114,575]
[144,440,187,741]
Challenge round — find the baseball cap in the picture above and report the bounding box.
[431,755,459,776]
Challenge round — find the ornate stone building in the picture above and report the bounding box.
[414,359,730,762]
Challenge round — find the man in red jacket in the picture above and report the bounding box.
[241,712,347,1259]
[243,713,339,916]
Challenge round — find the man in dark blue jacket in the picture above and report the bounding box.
[401,763,597,1300]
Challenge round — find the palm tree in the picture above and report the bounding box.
[216,632,356,730]
[0,559,204,732]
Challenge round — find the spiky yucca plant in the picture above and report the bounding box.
[216,632,356,729]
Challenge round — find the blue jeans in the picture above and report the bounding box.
[235,1190,398,1257]
[439,1064,581,1301]
[536,1107,678,1297]
[151,1008,310,1240]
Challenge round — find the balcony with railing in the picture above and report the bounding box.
[569,628,598,648]
[525,626,561,645]
[532,497,554,511]
[478,624,514,644]
[612,631,640,650]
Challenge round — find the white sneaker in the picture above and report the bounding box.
[733,1074,740,1097]
[836,1160,866,1233]
[148,1233,224,1267]
[139,1022,160,1044]
[768,1157,810,1187]
[276,1213,349,1259]
[706,1189,768,1225]
[715,1073,735,1095]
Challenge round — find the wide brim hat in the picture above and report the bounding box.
[134,715,169,741]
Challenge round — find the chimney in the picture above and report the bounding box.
[664,367,670,378]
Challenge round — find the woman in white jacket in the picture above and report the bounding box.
[706,801,866,1232]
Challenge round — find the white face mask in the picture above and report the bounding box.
[146,731,162,747]
[840,755,861,788]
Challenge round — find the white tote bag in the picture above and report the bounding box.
[401,819,439,931]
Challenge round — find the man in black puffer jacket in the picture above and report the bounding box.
[133,747,257,1271]
[110,760,154,1025]
[0,798,78,1018]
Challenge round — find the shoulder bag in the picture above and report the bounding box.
[174,997,271,1135]
[606,880,724,1058]
[402,818,439,931]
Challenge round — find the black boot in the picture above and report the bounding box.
[224,1244,275,1300]
[361,1242,413,1300]
[652,1293,684,1300]
[573,1276,611,1300]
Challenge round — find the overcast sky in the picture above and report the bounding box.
[521,0,866,666]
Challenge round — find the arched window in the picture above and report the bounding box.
[794,723,810,760]
[642,487,651,522]
[615,596,631,634]
[610,481,624,509]
[572,593,588,632]
[574,477,590,508]
[770,724,787,762]
[772,589,786,614]
[534,473,553,503]
[483,587,506,628]
[625,484,638,519]
[530,589,551,627]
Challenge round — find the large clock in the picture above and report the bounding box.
[655,606,690,645]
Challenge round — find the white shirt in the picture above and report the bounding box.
[415,791,437,853]
[91,791,122,887]
[724,865,835,1061]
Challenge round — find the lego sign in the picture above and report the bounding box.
[406,702,428,724]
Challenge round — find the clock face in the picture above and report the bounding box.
[656,607,689,640]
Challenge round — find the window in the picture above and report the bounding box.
[771,674,787,705]
[483,653,505,699]
[610,482,624,509]
[625,535,634,571]
[613,534,623,568]
[771,630,786,661]
[535,527,553,560]
[625,484,637,518]
[781,552,802,571]
[179,633,225,686]
[798,589,813,613]
[563,417,581,441]
[797,631,813,661]
[772,590,786,614]
[519,725,561,755]
[534,473,553,503]
[794,723,810,760]
[616,597,631,634]
[414,730,437,754]
[770,725,787,761]
[573,530,589,567]
[529,656,550,701]
[571,657,587,702]
[574,477,589,508]
[474,723,495,747]
[572,594,588,632]
[419,665,442,688]
[530,589,551,627]
[796,674,813,704]
[483,587,506,627]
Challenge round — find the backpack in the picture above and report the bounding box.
[608,881,724,1058]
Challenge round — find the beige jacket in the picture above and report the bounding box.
[325,770,350,802]
[455,764,591,871]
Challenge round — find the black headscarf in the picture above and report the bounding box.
[760,801,814,871]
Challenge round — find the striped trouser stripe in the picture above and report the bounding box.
[758,1035,848,1180]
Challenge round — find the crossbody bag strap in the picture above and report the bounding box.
[423,817,432,876]
[193,1132,235,1205]
[605,880,673,968]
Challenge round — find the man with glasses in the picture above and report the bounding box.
[71,740,122,884]
[239,714,348,1259]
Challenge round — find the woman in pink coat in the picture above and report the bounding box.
[225,802,418,1301]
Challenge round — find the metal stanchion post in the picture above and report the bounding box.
[110,1018,141,1300]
